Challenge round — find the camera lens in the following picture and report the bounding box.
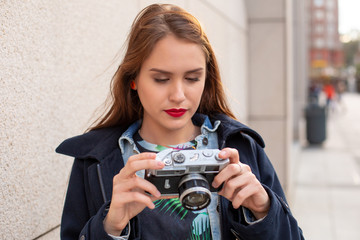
[178,174,211,210]
[182,192,208,208]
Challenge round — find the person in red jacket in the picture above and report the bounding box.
[323,82,336,107]
[57,4,304,240]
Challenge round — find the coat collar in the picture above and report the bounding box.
[212,113,265,148]
[55,113,265,161]
[55,126,126,161]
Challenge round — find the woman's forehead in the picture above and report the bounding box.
[140,35,206,72]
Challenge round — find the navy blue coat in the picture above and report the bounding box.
[56,114,304,240]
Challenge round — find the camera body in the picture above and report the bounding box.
[145,148,229,210]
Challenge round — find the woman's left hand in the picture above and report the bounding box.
[212,148,270,219]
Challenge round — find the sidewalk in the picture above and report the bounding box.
[292,93,360,240]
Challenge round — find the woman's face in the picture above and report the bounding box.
[136,34,206,136]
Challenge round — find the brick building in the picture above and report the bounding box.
[309,0,344,77]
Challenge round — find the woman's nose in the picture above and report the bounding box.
[169,80,186,102]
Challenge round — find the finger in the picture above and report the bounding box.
[218,175,242,200]
[159,195,178,200]
[124,159,164,176]
[218,172,253,200]
[231,185,258,209]
[114,191,157,209]
[212,162,245,188]
[129,152,157,161]
[121,153,164,177]
[113,175,161,198]
[218,148,240,164]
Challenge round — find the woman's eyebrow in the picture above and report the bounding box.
[149,67,204,74]
[185,68,204,74]
[149,68,172,74]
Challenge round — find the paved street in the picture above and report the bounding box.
[293,93,360,239]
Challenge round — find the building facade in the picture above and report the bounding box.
[309,0,343,77]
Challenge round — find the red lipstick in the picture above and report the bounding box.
[164,108,187,118]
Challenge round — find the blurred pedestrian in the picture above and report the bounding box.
[323,81,336,110]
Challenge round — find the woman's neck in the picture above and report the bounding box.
[138,124,200,146]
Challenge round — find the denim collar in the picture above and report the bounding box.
[118,119,142,155]
[118,114,220,155]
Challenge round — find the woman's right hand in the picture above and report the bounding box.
[103,152,165,236]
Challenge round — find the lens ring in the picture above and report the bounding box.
[178,173,212,210]
[179,187,211,210]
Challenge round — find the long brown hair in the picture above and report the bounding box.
[90,4,235,131]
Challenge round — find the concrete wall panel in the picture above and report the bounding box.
[189,0,248,121]
[248,23,286,117]
[246,0,285,19]
[249,120,287,185]
[246,0,292,191]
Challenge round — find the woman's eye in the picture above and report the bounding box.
[185,77,200,82]
[154,78,169,82]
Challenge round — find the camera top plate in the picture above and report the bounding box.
[149,149,229,176]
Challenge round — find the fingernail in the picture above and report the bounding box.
[219,150,226,157]
[157,161,164,167]
[154,190,161,198]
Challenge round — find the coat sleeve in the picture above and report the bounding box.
[222,135,305,240]
[61,159,114,240]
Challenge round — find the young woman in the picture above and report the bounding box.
[56,4,304,240]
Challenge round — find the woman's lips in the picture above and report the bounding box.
[164,108,187,118]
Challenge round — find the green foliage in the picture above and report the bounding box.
[153,199,212,239]
[343,40,360,66]
[356,63,360,78]
[154,198,189,220]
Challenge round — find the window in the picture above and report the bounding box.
[315,38,325,48]
[314,0,324,7]
[327,0,335,8]
[328,25,335,35]
[315,9,324,19]
[315,24,324,34]
[327,11,334,22]
[327,38,335,48]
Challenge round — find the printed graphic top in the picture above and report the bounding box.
[133,131,213,240]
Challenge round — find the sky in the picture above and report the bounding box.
[338,0,360,34]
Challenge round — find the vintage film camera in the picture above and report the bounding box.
[145,149,229,210]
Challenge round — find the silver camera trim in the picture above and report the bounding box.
[147,149,229,178]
